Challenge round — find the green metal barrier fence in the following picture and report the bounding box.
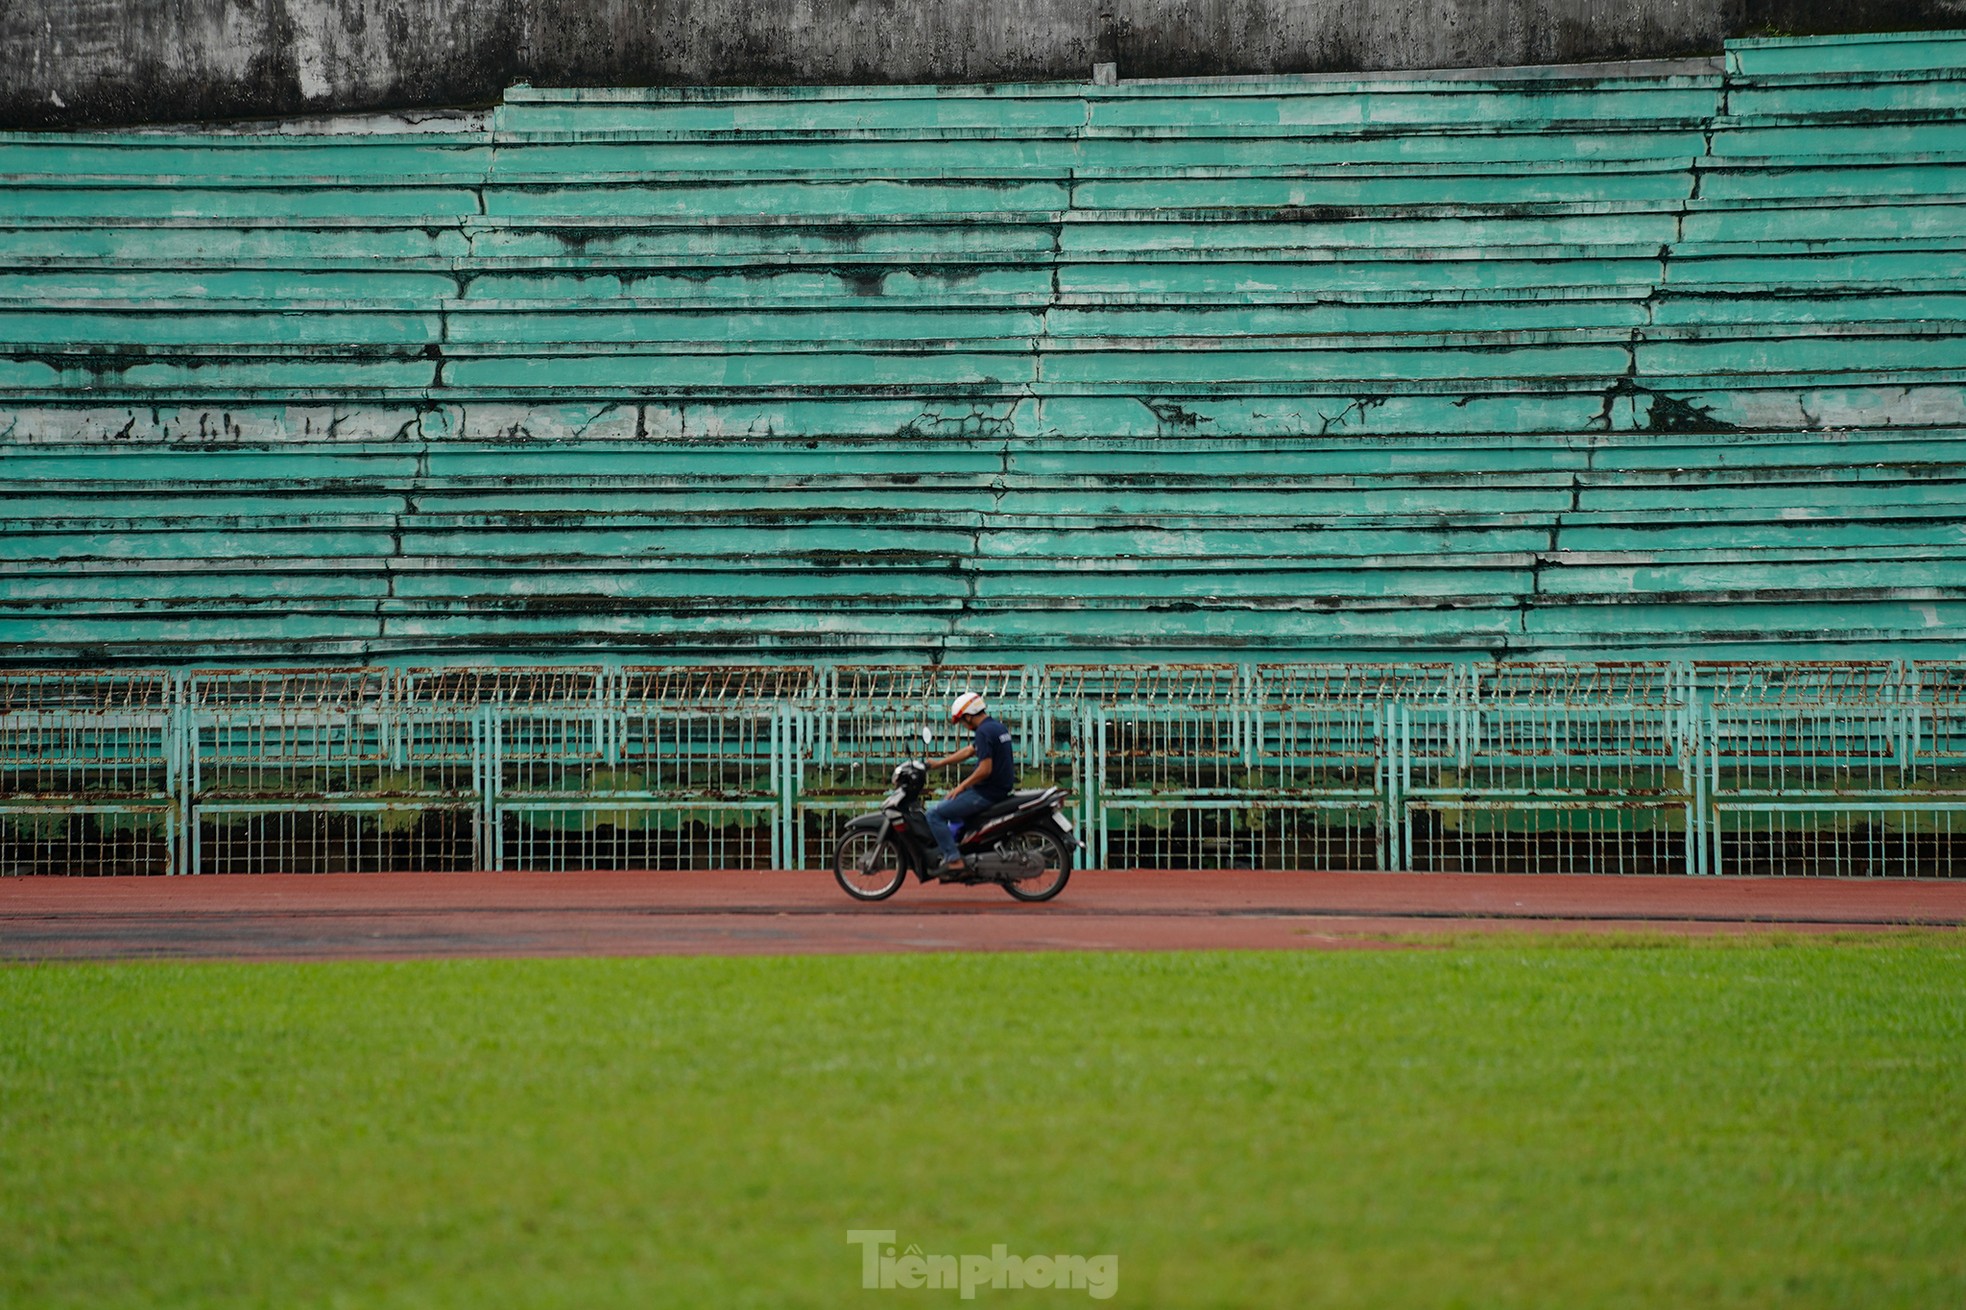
[3,662,1963,876]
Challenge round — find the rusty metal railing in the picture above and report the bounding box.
[2,662,1962,875]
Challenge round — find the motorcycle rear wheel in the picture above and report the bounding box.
[1000,829,1072,903]
[833,829,906,901]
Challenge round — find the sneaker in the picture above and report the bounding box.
[932,858,969,882]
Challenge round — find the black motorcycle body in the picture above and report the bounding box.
[831,760,1078,902]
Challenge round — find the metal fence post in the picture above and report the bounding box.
[770,704,784,870]
[1384,702,1405,871]
[184,677,203,877]
[472,704,490,871]
[1683,668,1708,876]
[768,700,802,871]
[1094,707,1109,871]
[169,672,188,876]
[487,703,505,872]
[1705,696,1721,876]
[1084,703,1098,870]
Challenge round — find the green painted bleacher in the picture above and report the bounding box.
[1,31,1963,663]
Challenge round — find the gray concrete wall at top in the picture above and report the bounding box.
[4,0,1965,128]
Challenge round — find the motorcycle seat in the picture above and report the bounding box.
[972,788,1057,822]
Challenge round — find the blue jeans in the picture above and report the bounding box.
[926,789,996,864]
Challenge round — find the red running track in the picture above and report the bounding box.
[2,870,1962,961]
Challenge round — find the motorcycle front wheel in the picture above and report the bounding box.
[1000,829,1072,903]
[833,829,906,902]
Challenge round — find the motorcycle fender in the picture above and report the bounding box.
[846,810,928,875]
[1051,813,1081,850]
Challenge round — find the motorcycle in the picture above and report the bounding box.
[831,740,1079,903]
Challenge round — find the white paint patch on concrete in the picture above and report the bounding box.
[122,109,491,137]
[457,403,641,443]
[1722,386,1966,431]
[291,2,336,100]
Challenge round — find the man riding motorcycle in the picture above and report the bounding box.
[923,691,1015,880]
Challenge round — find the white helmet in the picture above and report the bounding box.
[949,691,986,722]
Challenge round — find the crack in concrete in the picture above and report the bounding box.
[568,402,619,442]
[1315,396,1383,436]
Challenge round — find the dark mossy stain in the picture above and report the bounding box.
[841,269,888,297]
[1643,388,1739,434]
[1268,205,1376,225]
[1140,398,1213,432]
[802,549,951,566]
[536,225,650,252]
[1599,377,1741,434]
[816,221,878,249]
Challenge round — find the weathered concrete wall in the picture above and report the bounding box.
[3,0,1964,128]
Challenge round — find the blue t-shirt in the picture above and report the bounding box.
[972,716,1016,801]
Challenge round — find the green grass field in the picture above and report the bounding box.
[3,937,1963,1308]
